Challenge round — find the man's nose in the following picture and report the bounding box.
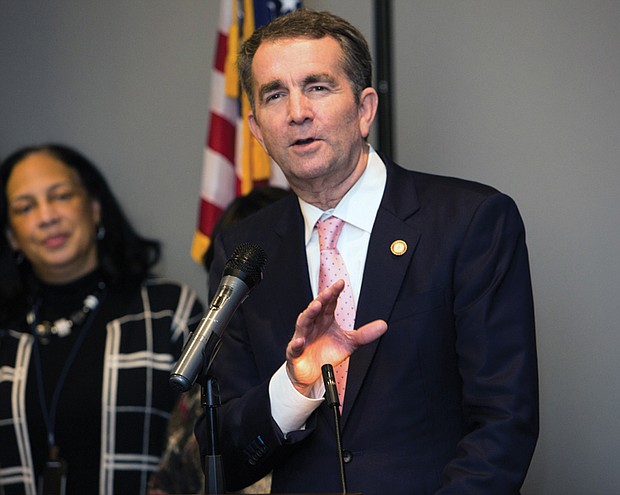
[288,92,313,125]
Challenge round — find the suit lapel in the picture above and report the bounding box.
[342,160,421,422]
[268,200,313,344]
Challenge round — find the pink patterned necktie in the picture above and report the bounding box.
[317,216,356,409]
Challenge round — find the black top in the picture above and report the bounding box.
[1,270,204,495]
[27,270,107,493]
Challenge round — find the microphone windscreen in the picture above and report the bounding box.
[224,243,267,288]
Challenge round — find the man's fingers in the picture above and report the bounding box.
[295,280,344,330]
[287,336,306,359]
[353,319,388,346]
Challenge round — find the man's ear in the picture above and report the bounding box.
[358,87,379,140]
[248,113,266,150]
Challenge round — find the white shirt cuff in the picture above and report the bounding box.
[269,362,325,436]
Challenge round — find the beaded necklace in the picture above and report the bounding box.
[27,281,106,345]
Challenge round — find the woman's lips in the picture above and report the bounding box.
[43,233,69,249]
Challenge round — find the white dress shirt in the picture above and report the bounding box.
[269,147,387,435]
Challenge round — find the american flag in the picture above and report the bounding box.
[191,0,301,264]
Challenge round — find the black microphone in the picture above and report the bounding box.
[322,363,348,493]
[322,363,340,409]
[169,243,267,392]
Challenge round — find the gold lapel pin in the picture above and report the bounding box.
[390,240,407,256]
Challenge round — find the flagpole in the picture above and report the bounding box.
[373,0,395,158]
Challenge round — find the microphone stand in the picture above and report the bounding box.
[170,243,267,494]
[322,364,348,493]
[200,373,225,494]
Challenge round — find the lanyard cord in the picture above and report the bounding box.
[31,291,106,450]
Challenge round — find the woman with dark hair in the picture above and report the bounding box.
[0,144,204,495]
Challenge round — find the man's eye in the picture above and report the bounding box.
[266,93,282,102]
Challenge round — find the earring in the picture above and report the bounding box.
[96,224,106,240]
[14,251,24,265]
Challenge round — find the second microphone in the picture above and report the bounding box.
[169,242,267,392]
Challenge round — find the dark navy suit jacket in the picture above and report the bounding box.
[198,156,538,494]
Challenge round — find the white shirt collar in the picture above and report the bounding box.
[299,146,387,243]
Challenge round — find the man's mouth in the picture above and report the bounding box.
[293,138,316,146]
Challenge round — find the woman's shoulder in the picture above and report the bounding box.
[0,327,31,342]
[142,276,195,292]
[106,277,203,313]
[139,277,204,313]
[0,329,33,368]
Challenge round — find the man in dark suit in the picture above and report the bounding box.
[197,9,538,495]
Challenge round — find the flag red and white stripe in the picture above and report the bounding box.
[191,0,297,264]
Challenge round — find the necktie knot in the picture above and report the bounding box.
[317,216,345,251]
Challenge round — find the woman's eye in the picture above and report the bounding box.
[52,191,74,202]
[12,204,33,215]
